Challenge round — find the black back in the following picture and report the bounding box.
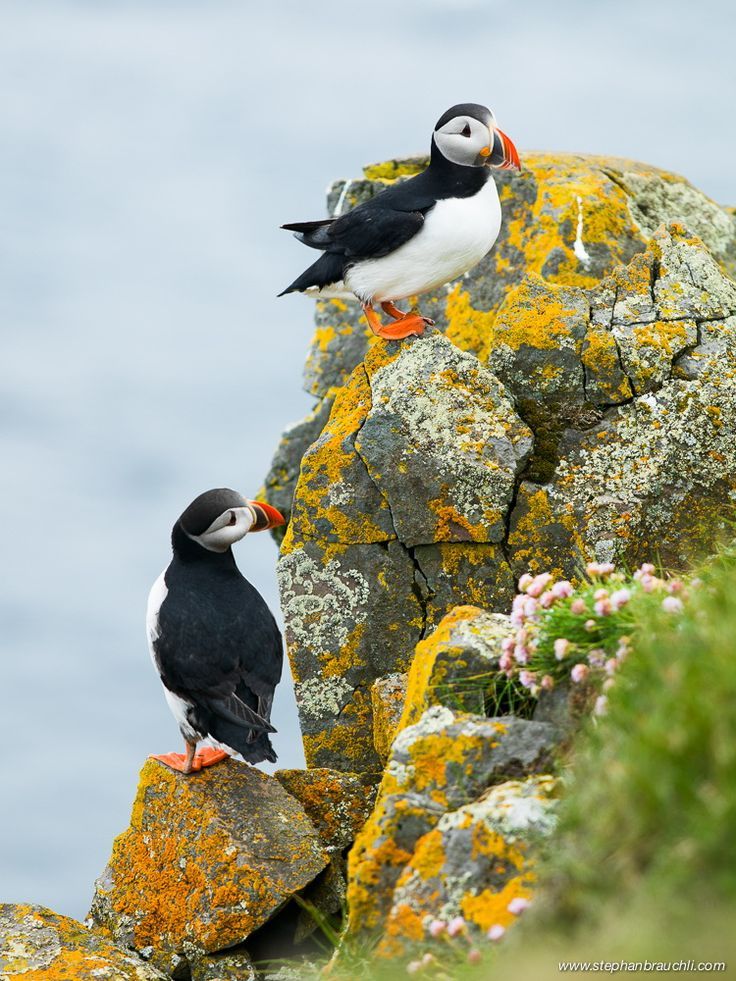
[279,145,491,295]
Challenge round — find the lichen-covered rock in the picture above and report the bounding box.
[371,673,408,763]
[346,706,558,935]
[89,760,328,973]
[264,152,736,525]
[0,903,166,980]
[270,151,736,777]
[189,948,257,981]
[400,605,513,729]
[278,334,527,775]
[379,776,558,957]
[274,767,375,853]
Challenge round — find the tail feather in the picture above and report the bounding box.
[278,251,345,296]
[281,218,336,251]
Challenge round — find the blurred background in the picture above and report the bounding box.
[0,0,733,920]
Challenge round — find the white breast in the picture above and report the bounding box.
[145,570,168,667]
[345,178,502,304]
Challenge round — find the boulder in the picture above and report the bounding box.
[264,152,736,526]
[371,673,408,763]
[89,759,328,974]
[379,776,558,957]
[400,605,513,729]
[277,334,528,775]
[274,768,376,853]
[0,903,166,980]
[346,706,558,936]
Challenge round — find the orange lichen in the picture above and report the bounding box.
[491,274,582,353]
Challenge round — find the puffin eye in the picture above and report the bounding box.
[228,512,237,526]
[460,123,471,137]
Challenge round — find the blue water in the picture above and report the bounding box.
[1,0,733,920]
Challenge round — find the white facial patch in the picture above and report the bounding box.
[434,115,493,167]
[187,506,256,552]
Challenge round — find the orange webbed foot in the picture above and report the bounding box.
[151,747,229,774]
[381,301,434,327]
[373,313,429,340]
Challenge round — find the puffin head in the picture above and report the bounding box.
[432,103,520,171]
[176,488,285,554]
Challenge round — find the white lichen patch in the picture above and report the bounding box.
[295,676,354,725]
[277,547,369,658]
[573,195,592,269]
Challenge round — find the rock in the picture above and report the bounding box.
[278,334,528,775]
[265,152,736,528]
[0,903,166,980]
[346,706,558,935]
[400,605,514,729]
[379,776,558,957]
[371,673,408,764]
[274,768,376,853]
[189,948,257,981]
[272,151,736,777]
[89,759,328,974]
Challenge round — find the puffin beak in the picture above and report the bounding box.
[247,500,286,532]
[487,127,521,171]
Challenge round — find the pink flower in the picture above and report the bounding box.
[519,670,537,689]
[554,637,571,660]
[594,695,608,716]
[526,573,553,598]
[584,619,597,632]
[447,916,466,937]
[610,588,631,610]
[552,580,574,599]
[593,588,609,601]
[541,674,555,691]
[587,648,606,668]
[407,961,422,976]
[662,596,683,614]
[571,663,589,683]
[570,598,587,615]
[508,897,531,915]
[428,919,446,938]
[604,658,618,676]
[501,636,515,656]
[487,924,505,941]
[512,593,527,613]
[518,572,534,592]
[499,653,512,672]
[641,575,658,593]
[586,561,615,577]
[539,590,556,608]
[468,949,482,965]
[594,598,612,616]
[634,562,656,578]
[523,596,539,618]
[603,677,616,692]
[514,644,529,665]
[667,579,684,594]
[421,953,435,967]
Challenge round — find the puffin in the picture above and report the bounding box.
[278,102,520,340]
[146,488,285,774]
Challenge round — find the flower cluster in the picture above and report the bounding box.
[500,562,687,706]
[405,902,532,975]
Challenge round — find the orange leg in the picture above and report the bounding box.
[363,302,428,340]
[381,301,434,326]
[151,742,229,774]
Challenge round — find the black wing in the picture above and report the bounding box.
[283,207,425,259]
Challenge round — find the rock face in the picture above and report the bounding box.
[380,776,558,957]
[0,903,166,980]
[346,706,558,938]
[269,149,736,776]
[371,673,408,763]
[89,760,328,974]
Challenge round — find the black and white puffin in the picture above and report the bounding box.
[146,488,285,774]
[279,102,520,340]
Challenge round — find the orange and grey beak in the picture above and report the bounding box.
[482,127,521,171]
[247,500,286,531]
